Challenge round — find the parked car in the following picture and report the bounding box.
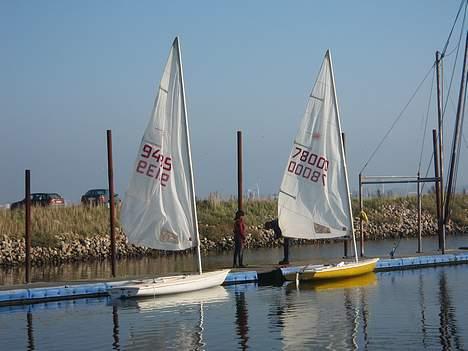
[10,193,65,210]
[81,189,121,206]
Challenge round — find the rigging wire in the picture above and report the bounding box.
[360,0,467,175]
[447,79,467,197]
[444,9,467,198]
[359,63,435,174]
[441,0,467,57]
[441,1,467,136]
[417,69,435,173]
[420,153,434,193]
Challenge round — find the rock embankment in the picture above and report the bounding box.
[1,201,466,267]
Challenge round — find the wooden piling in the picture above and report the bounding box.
[432,129,443,254]
[237,131,243,212]
[25,169,31,284]
[107,130,117,277]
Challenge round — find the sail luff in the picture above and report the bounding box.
[326,50,358,263]
[175,37,203,274]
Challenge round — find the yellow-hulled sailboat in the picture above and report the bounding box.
[279,50,378,283]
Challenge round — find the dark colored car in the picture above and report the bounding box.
[81,189,121,206]
[10,193,65,210]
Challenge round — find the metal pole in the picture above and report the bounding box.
[237,130,243,212]
[25,169,31,284]
[174,37,202,274]
[417,172,422,253]
[432,129,443,253]
[444,31,468,242]
[107,130,117,277]
[436,51,446,250]
[342,132,348,258]
[359,173,364,257]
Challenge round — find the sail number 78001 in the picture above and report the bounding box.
[287,146,329,186]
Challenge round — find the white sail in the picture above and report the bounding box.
[278,50,353,240]
[121,37,198,251]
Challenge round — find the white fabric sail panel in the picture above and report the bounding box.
[121,40,197,250]
[278,51,352,240]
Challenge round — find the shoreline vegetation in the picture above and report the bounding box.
[1,195,467,267]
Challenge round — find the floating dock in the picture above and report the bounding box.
[1,251,467,306]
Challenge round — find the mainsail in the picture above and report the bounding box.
[278,50,353,240]
[121,37,199,251]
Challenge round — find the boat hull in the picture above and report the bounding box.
[109,269,230,299]
[283,258,379,281]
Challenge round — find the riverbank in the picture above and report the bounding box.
[1,195,467,267]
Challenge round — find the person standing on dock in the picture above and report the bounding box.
[233,210,246,268]
[264,219,289,265]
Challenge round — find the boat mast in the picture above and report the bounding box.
[175,37,203,274]
[444,31,468,225]
[327,50,359,263]
[435,51,446,252]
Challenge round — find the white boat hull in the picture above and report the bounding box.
[109,269,230,299]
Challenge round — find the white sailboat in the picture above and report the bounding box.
[110,37,229,299]
[279,50,378,282]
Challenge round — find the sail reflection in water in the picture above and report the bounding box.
[0,266,468,350]
[279,274,375,350]
[111,286,228,350]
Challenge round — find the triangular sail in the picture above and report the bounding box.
[121,38,199,251]
[278,50,353,240]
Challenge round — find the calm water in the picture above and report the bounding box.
[1,235,467,285]
[0,265,467,350]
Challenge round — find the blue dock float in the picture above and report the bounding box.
[0,272,259,307]
[0,283,109,306]
[0,252,467,306]
[224,271,258,285]
[375,252,468,271]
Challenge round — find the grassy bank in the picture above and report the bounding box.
[1,194,468,248]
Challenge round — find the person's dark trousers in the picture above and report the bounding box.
[233,238,244,267]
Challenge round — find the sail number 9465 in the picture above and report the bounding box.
[288,147,329,186]
[136,143,172,187]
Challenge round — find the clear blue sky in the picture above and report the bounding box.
[0,0,466,203]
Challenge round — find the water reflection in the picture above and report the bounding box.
[359,284,370,351]
[110,287,227,350]
[437,271,462,350]
[234,291,249,350]
[0,267,467,350]
[27,311,34,351]
[344,290,358,350]
[418,273,428,348]
[112,305,120,351]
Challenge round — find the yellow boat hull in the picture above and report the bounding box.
[284,258,379,282]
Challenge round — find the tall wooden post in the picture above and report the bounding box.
[342,132,348,258]
[25,170,31,283]
[107,130,117,277]
[359,173,364,257]
[417,172,422,253]
[432,129,443,254]
[237,131,243,212]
